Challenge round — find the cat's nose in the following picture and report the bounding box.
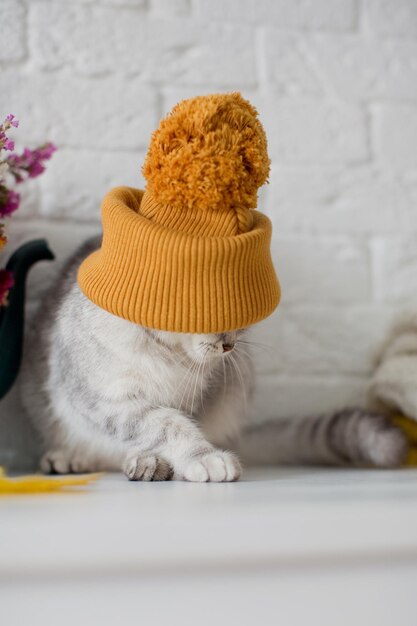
[222,342,235,353]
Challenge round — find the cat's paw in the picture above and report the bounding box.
[40,450,95,474]
[182,450,241,482]
[361,416,408,468]
[123,454,173,481]
[41,450,72,474]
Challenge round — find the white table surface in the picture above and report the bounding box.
[1,467,417,626]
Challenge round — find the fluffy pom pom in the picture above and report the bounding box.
[142,92,270,212]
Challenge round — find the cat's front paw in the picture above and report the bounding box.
[41,450,71,474]
[182,450,241,482]
[123,453,173,481]
[40,450,94,474]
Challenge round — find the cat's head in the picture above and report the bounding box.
[146,328,249,361]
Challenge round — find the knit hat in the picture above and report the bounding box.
[77,93,280,333]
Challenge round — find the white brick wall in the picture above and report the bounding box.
[1,0,417,442]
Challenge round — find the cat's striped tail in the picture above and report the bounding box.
[237,408,408,468]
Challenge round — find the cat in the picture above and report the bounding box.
[20,237,408,482]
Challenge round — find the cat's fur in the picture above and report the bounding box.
[368,312,417,420]
[20,237,408,482]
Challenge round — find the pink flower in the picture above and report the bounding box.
[7,142,57,182]
[3,138,14,151]
[0,269,14,306]
[36,143,57,160]
[0,116,56,224]
[0,188,20,217]
[0,114,19,152]
[28,160,45,178]
[5,114,19,128]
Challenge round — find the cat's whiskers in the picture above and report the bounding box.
[221,352,227,404]
[185,363,200,413]
[229,352,248,416]
[235,339,277,367]
[173,350,195,369]
[190,346,210,418]
[236,338,275,355]
[181,346,210,414]
[200,349,209,417]
[234,348,253,380]
[234,344,251,356]
[177,357,200,412]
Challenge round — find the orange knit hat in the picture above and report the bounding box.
[77,93,280,333]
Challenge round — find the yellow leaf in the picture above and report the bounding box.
[0,467,103,495]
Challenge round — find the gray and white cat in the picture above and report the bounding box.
[20,237,408,482]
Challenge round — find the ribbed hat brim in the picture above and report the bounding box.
[77,187,280,333]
